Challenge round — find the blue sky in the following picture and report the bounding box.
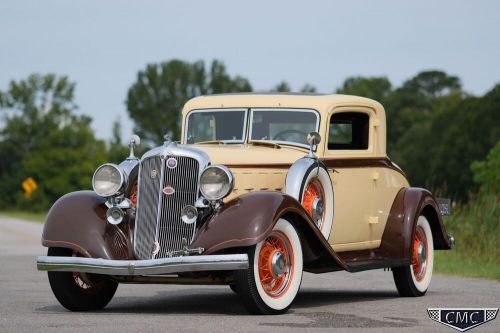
[1,0,499,141]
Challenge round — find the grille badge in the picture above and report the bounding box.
[163,186,175,195]
[150,169,157,179]
[166,157,178,169]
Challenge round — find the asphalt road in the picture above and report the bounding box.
[0,216,498,333]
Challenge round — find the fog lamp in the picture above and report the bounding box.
[106,207,125,225]
[181,205,198,224]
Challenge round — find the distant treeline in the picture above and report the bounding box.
[0,60,498,211]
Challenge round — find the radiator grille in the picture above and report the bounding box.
[134,155,199,259]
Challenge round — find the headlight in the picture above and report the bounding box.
[92,163,125,197]
[199,165,234,201]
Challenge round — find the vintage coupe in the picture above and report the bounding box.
[37,94,454,314]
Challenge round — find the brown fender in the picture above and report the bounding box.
[42,191,133,260]
[402,187,453,250]
[190,191,347,271]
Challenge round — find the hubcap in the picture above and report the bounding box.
[271,251,286,277]
[302,178,325,229]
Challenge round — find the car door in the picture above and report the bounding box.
[322,106,382,252]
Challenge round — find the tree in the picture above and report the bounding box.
[272,81,291,92]
[126,59,252,145]
[300,84,317,93]
[0,74,107,211]
[402,70,461,99]
[107,118,129,164]
[471,141,500,190]
[336,76,392,102]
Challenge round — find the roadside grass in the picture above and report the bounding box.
[434,188,499,280]
[0,211,46,223]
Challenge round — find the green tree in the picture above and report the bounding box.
[336,76,392,102]
[0,74,107,211]
[272,81,291,92]
[300,84,317,93]
[107,118,129,164]
[471,141,500,189]
[126,59,252,145]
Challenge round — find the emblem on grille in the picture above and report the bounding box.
[163,185,175,195]
[150,169,157,179]
[166,157,178,169]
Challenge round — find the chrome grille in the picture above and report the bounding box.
[134,155,199,259]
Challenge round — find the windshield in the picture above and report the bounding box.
[249,109,319,148]
[184,108,319,148]
[185,109,247,144]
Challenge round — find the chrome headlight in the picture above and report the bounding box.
[199,165,234,201]
[92,163,125,197]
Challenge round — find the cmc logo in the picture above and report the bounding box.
[428,308,498,332]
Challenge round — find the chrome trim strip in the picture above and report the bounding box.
[37,254,249,276]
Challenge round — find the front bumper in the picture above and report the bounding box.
[36,254,249,276]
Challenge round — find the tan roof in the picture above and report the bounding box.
[182,93,384,117]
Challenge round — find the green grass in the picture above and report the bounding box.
[0,211,46,223]
[434,188,499,280]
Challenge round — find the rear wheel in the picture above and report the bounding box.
[393,216,434,296]
[47,247,118,311]
[234,218,303,314]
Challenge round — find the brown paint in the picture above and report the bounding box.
[190,191,347,271]
[42,188,451,274]
[42,191,133,260]
[321,157,406,177]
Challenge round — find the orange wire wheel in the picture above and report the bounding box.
[412,225,429,282]
[302,178,326,230]
[257,231,294,298]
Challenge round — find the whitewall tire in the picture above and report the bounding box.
[393,215,434,296]
[234,218,303,314]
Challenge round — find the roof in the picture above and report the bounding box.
[181,93,384,117]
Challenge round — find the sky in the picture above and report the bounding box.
[1,0,499,141]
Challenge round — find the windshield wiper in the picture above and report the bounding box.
[247,140,281,149]
[194,140,227,145]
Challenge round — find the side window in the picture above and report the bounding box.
[328,112,369,150]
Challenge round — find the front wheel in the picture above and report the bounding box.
[234,218,303,314]
[392,215,434,296]
[47,247,118,311]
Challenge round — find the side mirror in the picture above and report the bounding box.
[306,132,321,146]
[306,132,321,158]
[127,134,141,160]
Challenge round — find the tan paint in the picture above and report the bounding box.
[181,94,408,252]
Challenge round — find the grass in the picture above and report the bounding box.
[0,210,46,223]
[434,188,500,280]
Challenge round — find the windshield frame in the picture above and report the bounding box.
[248,108,320,149]
[184,108,248,144]
[183,107,321,149]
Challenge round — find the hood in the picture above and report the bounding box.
[187,143,306,166]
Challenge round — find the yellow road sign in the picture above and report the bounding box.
[22,177,37,198]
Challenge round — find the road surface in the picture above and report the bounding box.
[0,216,498,333]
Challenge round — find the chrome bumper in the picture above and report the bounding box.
[36,254,249,276]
